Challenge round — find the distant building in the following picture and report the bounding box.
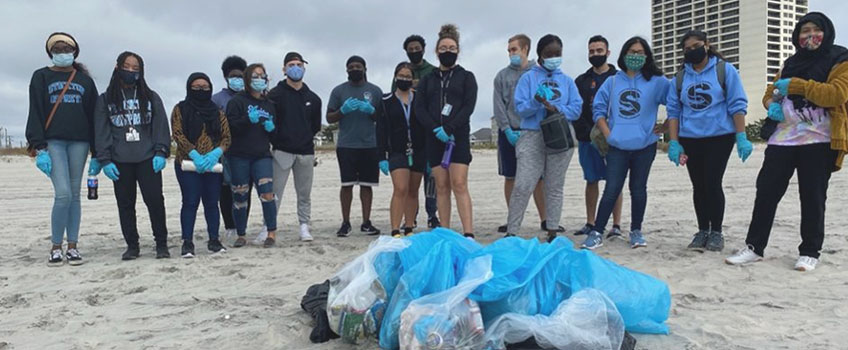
[470,127,493,145]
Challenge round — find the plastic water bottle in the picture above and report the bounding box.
[87,175,98,200]
[440,140,455,169]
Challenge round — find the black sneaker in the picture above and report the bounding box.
[361,220,381,236]
[687,230,709,252]
[504,233,517,238]
[66,248,84,266]
[403,227,414,236]
[428,216,441,229]
[48,248,64,267]
[156,245,171,259]
[391,230,402,238]
[181,240,195,258]
[233,236,247,247]
[573,223,593,236]
[336,221,352,237]
[463,233,476,240]
[497,224,508,233]
[208,239,226,254]
[541,220,565,233]
[705,231,725,252]
[607,225,624,240]
[546,232,558,243]
[122,246,140,261]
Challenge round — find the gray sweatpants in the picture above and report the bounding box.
[507,130,574,234]
[272,150,314,225]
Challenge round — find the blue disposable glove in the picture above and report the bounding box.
[189,149,204,163]
[206,147,223,163]
[379,160,390,175]
[774,78,791,97]
[199,147,224,173]
[767,102,784,122]
[535,84,554,101]
[340,97,358,115]
[504,127,520,146]
[667,140,684,166]
[247,105,261,124]
[434,127,450,143]
[263,119,275,132]
[359,100,376,115]
[88,157,101,176]
[103,163,120,181]
[152,155,166,173]
[736,132,753,163]
[35,149,51,176]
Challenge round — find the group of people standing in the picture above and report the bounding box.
[27,13,848,272]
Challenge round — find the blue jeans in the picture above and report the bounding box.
[228,156,276,234]
[176,165,222,241]
[47,140,89,245]
[593,144,657,233]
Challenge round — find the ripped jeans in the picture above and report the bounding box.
[227,156,277,235]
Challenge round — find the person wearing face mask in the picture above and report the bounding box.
[224,63,279,248]
[581,37,671,250]
[376,62,427,238]
[26,32,98,266]
[665,30,750,253]
[726,12,848,272]
[94,51,171,260]
[171,73,231,258]
[267,52,322,242]
[415,24,478,238]
[326,55,384,237]
[508,34,582,242]
[573,35,624,240]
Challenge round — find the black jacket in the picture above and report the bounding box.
[377,92,425,160]
[267,81,323,155]
[574,64,617,141]
[225,92,274,158]
[414,65,477,137]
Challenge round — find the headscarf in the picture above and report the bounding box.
[781,12,848,83]
[178,72,222,144]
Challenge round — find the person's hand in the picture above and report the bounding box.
[774,78,791,97]
[667,140,684,166]
[35,149,51,176]
[434,127,450,143]
[248,105,261,124]
[767,102,784,122]
[340,97,358,115]
[263,119,275,132]
[379,160,390,175]
[736,132,753,163]
[88,158,102,176]
[103,163,120,181]
[152,155,167,173]
[189,149,204,163]
[358,100,376,115]
[653,120,669,135]
[206,147,223,163]
[535,84,554,101]
[504,127,520,146]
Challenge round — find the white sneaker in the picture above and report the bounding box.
[252,228,269,245]
[300,224,314,242]
[725,245,763,265]
[794,256,818,272]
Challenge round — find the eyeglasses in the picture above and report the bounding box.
[437,46,459,53]
[251,74,268,80]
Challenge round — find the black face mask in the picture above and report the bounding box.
[684,46,708,64]
[589,55,607,68]
[438,52,458,67]
[396,79,413,91]
[348,69,364,82]
[188,89,212,102]
[407,51,424,64]
[118,69,140,85]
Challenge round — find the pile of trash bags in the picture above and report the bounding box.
[308,228,671,350]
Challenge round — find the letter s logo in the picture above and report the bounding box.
[618,89,641,118]
[686,82,713,111]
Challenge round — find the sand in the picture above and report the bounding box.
[1,149,846,350]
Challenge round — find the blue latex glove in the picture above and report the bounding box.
[340,97,358,115]
[263,119,275,132]
[359,100,376,115]
[247,105,261,124]
[433,127,450,143]
[736,132,753,163]
[35,149,51,176]
[152,155,166,173]
[379,160,390,175]
[103,163,120,181]
[767,102,784,122]
[667,140,684,166]
[88,158,101,176]
[188,149,204,163]
[206,147,223,163]
[199,147,224,173]
[774,78,790,97]
[504,127,520,146]
[535,84,554,101]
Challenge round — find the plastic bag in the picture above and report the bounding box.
[399,255,493,350]
[482,289,625,350]
[327,236,410,344]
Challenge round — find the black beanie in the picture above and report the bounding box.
[346,55,366,68]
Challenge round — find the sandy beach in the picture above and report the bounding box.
[1,149,846,350]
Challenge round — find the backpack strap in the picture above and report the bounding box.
[716,60,727,98]
[675,69,686,100]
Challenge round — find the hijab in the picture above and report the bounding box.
[781,12,848,83]
[178,72,222,144]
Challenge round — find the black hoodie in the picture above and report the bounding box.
[414,65,477,136]
[225,92,275,158]
[267,80,322,155]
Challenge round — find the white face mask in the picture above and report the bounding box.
[52,53,74,67]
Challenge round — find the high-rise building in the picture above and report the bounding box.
[651,0,809,123]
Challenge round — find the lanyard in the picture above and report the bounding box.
[439,70,454,123]
[119,88,138,127]
[397,92,414,144]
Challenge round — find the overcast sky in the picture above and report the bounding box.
[1,0,846,143]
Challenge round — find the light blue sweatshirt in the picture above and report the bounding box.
[593,71,671,151]
[666,57,748,138]
[514,64,582,130]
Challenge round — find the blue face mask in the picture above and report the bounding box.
[542,56,562,71]
[250,78,267,92]
[52,53,74,68]
[509,54,522,67]
[286,65,305,81]
[227,77,244,92]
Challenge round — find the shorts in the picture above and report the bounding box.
[497,129,517,178]
[578,141,607,183]
[336,147,380,187]
[388,152,426,173]
[426,133,472,167]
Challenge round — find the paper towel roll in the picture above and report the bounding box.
[181,160,223,173]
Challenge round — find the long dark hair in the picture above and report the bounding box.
[105,51,153,117]
[617,36,664,80]
[243,63,267,97]
[679,30,724,68]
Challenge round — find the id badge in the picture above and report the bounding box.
[125,127,141,142]
[406,144,414,167]
[441,104,453,117]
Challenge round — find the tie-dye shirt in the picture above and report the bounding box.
[768,97,831,146]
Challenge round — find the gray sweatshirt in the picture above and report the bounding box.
[493,63,531,131]
[95,88,170,164]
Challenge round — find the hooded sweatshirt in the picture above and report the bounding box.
[414,65,478,136]
[514,64,583,130]
[593,71,671,151]
[267,80,323,155]
[212,88,238,111]
[666,56,748,138]
[94,88,170,164]
[493,63,532,131]
[225,92,275,158]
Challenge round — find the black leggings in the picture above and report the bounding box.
[679,134,735,232]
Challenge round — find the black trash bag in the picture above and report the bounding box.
[504,331,636,350]
[300,280,340,343]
